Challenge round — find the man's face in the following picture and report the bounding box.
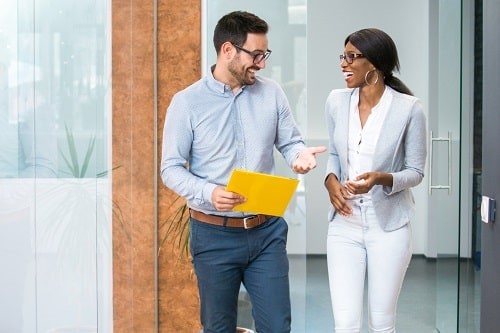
[228,33,269,87]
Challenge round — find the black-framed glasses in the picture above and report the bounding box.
[232,43,272,64]
[339,52,364,64]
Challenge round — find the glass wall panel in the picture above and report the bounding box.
[204,1,475,332]
[306,0,477,332]
[0,0,112,331]
[203,1,308,331]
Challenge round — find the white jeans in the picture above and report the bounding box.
[327,199,412,333]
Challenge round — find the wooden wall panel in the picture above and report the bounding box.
[157,1,202,332]
[113,0,201,331]
[112,0,156,331]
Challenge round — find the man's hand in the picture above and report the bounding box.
[292,146,327,174]
[211,186,246,211]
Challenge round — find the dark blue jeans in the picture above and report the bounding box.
[190,216,291,333]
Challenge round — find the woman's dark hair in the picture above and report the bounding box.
[213,11,268,55]
[345,28,413,95]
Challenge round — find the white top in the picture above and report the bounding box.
[347,86,392,200]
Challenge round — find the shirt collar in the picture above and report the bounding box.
[372,86,391,114]
[350,86,391,115]
[206,65,228,94]
[207,65,247,95]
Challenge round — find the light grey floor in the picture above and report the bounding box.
[237,255,480,333]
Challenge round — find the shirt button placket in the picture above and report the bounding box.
[233,98,245,169]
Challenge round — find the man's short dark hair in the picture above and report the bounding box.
[213,11,268,55]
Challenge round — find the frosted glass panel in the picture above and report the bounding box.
[0,0,112,331]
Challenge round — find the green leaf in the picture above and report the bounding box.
[158,198,190,259]
[59,124,99,178]
[79,135,96,177]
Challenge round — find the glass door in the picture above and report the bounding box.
[428,0,462,331]
[202,0,478,332]
[430,1,479,332]
[307,0,476,332]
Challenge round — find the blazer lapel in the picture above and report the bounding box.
[372,98,409,170]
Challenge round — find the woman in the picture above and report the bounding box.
[324,28,427,332]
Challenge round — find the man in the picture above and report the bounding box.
[161,11,325,333]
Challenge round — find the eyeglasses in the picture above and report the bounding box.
[232,43,272,64]
[339,52,364,64]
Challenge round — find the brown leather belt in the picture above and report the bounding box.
[189,209,274,229]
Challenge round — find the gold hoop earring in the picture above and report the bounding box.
[364,69,379,86]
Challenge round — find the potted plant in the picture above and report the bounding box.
[158,196,190,258]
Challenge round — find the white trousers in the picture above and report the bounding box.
[327,200,412,333]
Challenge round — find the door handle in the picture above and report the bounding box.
[429,131,452,195]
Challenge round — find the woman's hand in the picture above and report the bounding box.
[345,171,392,194]
[325,174,353,216]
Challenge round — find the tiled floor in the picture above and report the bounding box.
[237,255,480,333]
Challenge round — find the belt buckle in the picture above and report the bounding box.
[243,216,256,229]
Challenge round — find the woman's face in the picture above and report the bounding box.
[340,41,374,88]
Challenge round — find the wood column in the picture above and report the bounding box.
[112,0,201,331]
[157,1,202,332]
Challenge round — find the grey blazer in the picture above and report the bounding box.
[324,87,427,231]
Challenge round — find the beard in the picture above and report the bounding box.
[228,55,258,86]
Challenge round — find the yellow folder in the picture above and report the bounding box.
[226,169,300,216]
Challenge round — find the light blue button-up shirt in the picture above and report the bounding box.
[161,69,305,216]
